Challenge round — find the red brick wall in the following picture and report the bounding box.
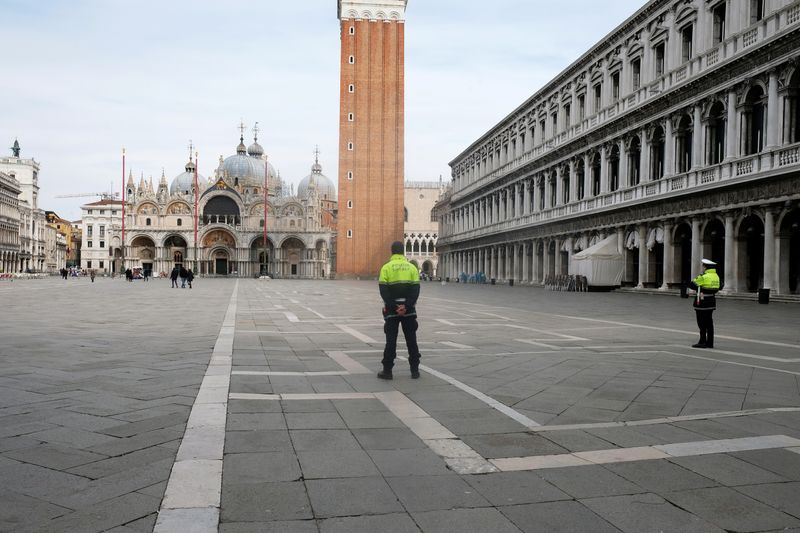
[336,19,405,278]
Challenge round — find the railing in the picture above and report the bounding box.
[440,143,800,245]
[743,28,759,48]
[788,4,800,25]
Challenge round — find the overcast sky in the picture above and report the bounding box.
[0,0,645,220]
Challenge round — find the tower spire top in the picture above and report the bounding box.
[253,122,260,142]
[188,139,194,162]
[11,138,20,158]
[238,119,246,142]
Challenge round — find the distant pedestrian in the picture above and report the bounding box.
[125,268,133,282]
[377,241,422,380]
[90,269,96,283]
[689,258,720,349]
[60,268,67,280]
[179,266,188,288]
[186,268,194,289]
[170,266,179,288]
[143,269,150,282]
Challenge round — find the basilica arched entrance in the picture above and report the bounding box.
[202,229,237,276]
[130,236,156,274]
[203,196,241,226]
[281,237,305,277]
[164,235,188,268]
[251,236,275,276]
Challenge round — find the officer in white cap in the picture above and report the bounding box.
[688,259,721,348]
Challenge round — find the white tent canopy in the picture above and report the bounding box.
[570,233,624,286]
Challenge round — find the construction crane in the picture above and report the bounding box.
[55,192,119,200]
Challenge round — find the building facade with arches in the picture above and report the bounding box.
[404,181,445,278]
[121,132,336,278]
[436,0,800,295]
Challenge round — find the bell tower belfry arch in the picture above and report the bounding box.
[336,0,408,278]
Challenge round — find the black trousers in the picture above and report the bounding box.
[695,310,714,347]
[382,316,421,370]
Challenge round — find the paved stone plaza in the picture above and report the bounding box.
[1,277,800,532]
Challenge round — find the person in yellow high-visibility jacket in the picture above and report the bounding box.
[688,258,721,348]
[377,241,421,380]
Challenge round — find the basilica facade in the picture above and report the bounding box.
[122,133,337,278]
[436,0,800,295]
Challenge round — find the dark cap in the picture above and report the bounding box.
[390,241,404,254]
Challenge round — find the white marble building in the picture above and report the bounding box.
[436,0,800,295]
[404,181,444,277]
[0,140,47,272]
[80,199,122,274]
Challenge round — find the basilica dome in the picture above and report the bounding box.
[220,135,282,191]
[170,160,206,195]
[298,157,337,201]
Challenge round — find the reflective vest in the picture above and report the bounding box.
[690,268,720,310]
[378,254,420,319]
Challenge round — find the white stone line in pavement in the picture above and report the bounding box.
[543,312,800,349]
[301,305,327,319]
[238,330,343,335]
[396,356,542,428]
[229,392,376,401]
[503,324,589,341]
[283,311,299,322]
[232,370,350,377]
[336,324,379,344]
[515,339,565,350]
[439,341,475,349]
[326,350,373,374]
[435,318,458,326]
[670,345,800,363]
[530,407,800,432]
[154,280,238,533]
[373,391,498,474]
[491,435,800,472]
[662,350,800,377]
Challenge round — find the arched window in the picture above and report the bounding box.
[549,174,557,207]
[628,136,641,186]
[406,240,412,253]
[676,114,693,173]
[575,159,585,200]
[174,251,183,264]
[146,218,151,226]
[743,85,766,155]
[404,207,408,222]
[177,218,182,226]
[591,154,601,196]
[562,169,570,204]
[259,219,265,227]
[608,145,620,191]
[706,100,726,164]
[650,125,665,179]
[413,241,420,253]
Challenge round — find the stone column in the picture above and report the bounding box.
[583,153,591,198]
[664,115,674,177]
[766,70,780,149]
[763,208,776,289]
[522,242,529,283]
[488,247,495,280]
[555,167,563,206]
[641,128,651,182]
[543,240,551,280]
[662,220,673,289]
[693,104,703,168]
[599,145,608,194]
[690,217,702,279]
[523,180,531,215]
[568,161,577,202]
[619,140,629,188]
[532,241,541,284]
[554,238,562,276]
[637,225,648,288]
[726,89,738,160]
[722,212,736,292]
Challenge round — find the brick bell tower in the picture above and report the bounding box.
[336,0,407,278]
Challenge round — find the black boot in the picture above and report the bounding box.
[377,369,393,380]
[410,367,420,379]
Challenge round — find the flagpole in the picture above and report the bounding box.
[194,150,199,275]
[264,154,269,275]
[121,147,126,274]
